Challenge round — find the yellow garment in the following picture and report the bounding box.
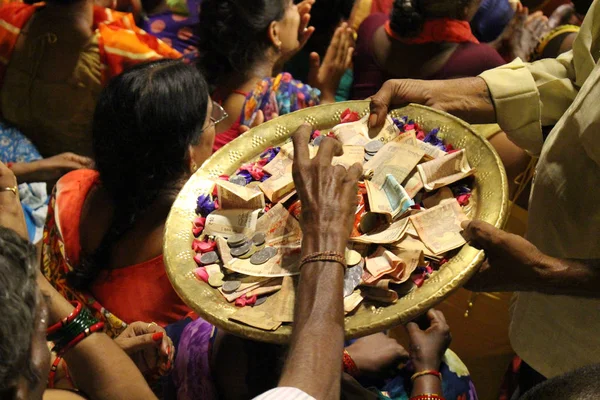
[479,0,600,378]
[1,34,102,157]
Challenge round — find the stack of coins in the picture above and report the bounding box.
[364,140,384,162]
[227,232,269,260]
[250,246,278,265]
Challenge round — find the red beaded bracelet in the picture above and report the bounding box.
[342,349,360,377]
[46,301,83,335]
[409,394,445,400]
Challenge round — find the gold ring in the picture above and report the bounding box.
[1,186,17,195]
[147,322,158,330]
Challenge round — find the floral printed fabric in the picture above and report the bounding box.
[240,72,320,127]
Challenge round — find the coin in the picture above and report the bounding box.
[344,260,364,297]
[252,232,266,246]
[364,153,374,162]
[250,247,277,265]
[229,175,247,186]
[208,273,224,288]
[238,245,258,259]
[222,280,241,293]
[365,140,384,154]
[313,135,324,146]
[227,234,248,248]
[253,296,268,307]
[230,241,252,257]
[345,249,361,267]
[200,251,219,265]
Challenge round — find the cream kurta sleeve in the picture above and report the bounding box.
[477,0,600,155]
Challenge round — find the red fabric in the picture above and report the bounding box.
[370,0,393,15]
[54,170,191,326]
[212,116,242,152]
[385,18,480,44]
[351,13,505,100]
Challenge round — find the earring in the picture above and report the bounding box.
[191,162,198,172]
[276,41,282,50]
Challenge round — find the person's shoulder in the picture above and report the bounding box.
[357,13,389,37]
[44,389,87,400]
[455,42,505,68]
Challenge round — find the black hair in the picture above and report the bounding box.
[390,0,472,37]
[67,59,210,289]
[197,0,287,86]
[521,364,600,400]
[0,227,39,393]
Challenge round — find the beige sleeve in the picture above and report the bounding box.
[479,52,578,155]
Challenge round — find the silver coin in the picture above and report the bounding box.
[252,232,266,246]
[264,246,278,258]
[364,153,374,162]
[230,241,252,257]
[313,135,324,146]
[253,296,268,307]
[222,280,241,293]
[250,247,276,265]
[228,175,247,186]
[200,251,219,265]
[365,140,384,153]
[344,259,364,297]
[227,233,248,248]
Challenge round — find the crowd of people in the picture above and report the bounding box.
[0,0,598,399]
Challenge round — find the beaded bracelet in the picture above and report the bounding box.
[342,349,360,378]
[411,369,442,382]
[299,251,346,270]
[409,394,445,400]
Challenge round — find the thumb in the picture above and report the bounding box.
[461,219,501,251]
[307,52,321,86]
[121,332,163,354]
[369,80,396,129]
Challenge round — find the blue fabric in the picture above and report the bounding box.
[471,0,514,43]
[0,121,46,242]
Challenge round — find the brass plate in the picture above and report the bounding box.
[164,102,509,344]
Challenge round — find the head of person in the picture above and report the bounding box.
[68,59,216,289]
[198,0,301,85]
[470,0,515,43]
[390,0,482,38]
[0,227,50,400]
[520,364,600,400]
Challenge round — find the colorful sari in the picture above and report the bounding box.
[212,72,320,152]
[42,170,191,337]
[0,3,181,157]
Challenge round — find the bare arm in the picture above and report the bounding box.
[0,161,157,400]
[463,220,600,297]
[278,124,362,398]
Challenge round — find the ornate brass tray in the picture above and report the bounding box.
[164,102,508,344]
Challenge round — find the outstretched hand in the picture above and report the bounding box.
[291,124,362,254]
[308,22,354,103]
[115,322,175,377]
[405,309,451,372]
[345,333,409,378]
[461,220,548,292]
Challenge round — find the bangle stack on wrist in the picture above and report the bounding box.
[409,370,445,400]
[46,301,104,387]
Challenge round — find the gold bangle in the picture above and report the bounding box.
[1,186,17,195]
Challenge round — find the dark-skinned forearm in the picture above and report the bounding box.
[536,256,600,297]
[278,260,345,399]
[424,77,497,125]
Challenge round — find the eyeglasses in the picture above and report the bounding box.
[201,101,228,132]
